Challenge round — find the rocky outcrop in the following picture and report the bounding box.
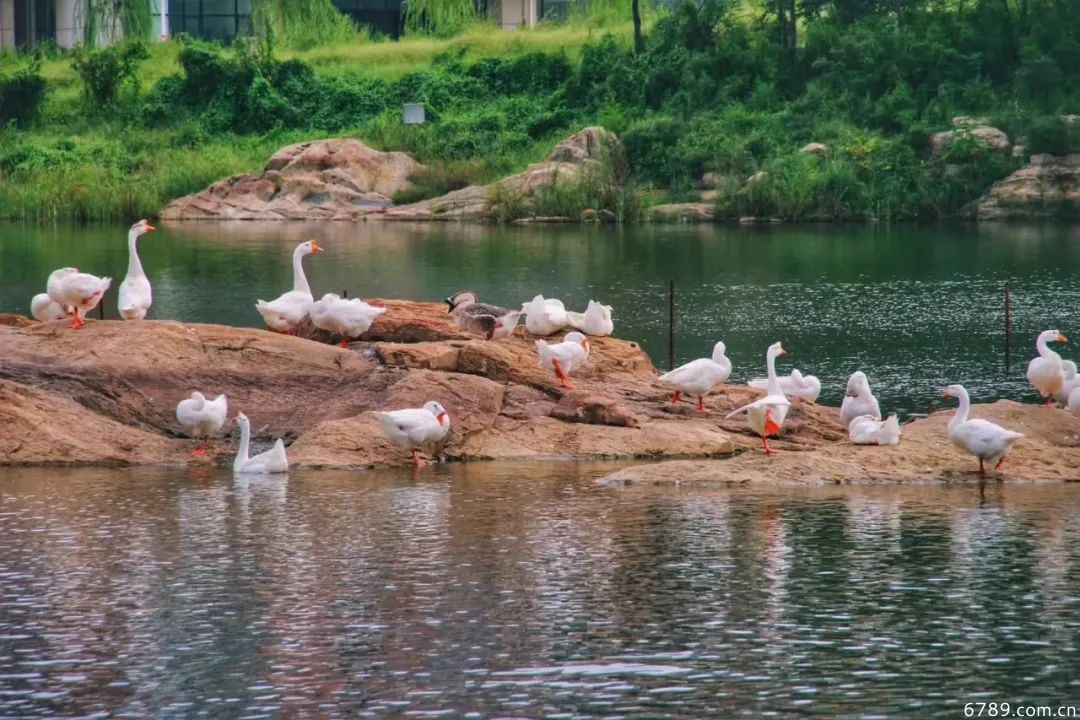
[2,307,1078,481]
[800,142,828,156]
[648,203,716,223]
[0,301,762,468]
[381,127,617,222]
[600,400,1080,486]
[160,139,420,221]
[972,154,1080,220]
[930,122,1010,158]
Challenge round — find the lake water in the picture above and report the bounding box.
[1,220,1079,415]
[0,464,1077,718]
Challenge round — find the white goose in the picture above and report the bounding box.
[118,219,156,320]
[726,342,790,454]
[849,414,901,446]
[30,292,68,322]
[1053,360,1078,406]
[840,371,881,430]
[1068,386,1080,416]
[1026,329,1067,405]
[566,300,614,336]
[537,331,590,389]
[255,240,324,333]
[46,267,111,329]
[942,384,1023,476]
[176,391,228,457]
[374,401,451,466]
[310,293,386,348]
[521,294,569,336]
[657,341,731,412]
[748,368,821,403]
[233,412,289,475]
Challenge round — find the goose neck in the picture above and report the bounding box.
[292,247,312,295]
[126,229,145,278]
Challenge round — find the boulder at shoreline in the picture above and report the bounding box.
[161,139,420,221]
[2,304,1077,480]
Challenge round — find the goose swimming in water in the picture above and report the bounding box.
[233,412,289,475]
[445,290,522,340]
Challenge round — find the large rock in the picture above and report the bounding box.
[931,125,1010,158]
[161,139,420,221]
[0,301,746,468]
[381,128,617,222]
[972,154,1080,220]
[600,400,1080,485]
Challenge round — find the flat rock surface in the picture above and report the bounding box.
[600,400,1080,485]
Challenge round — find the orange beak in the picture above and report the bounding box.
[583,339,590,352]
[310,240,324,254]
[1058,334,1068,343]
[145,222,156,232]
[437,412,448,424]
[941,392,950,398]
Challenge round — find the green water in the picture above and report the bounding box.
[0,464,1077,718]
[1,220,1079,414]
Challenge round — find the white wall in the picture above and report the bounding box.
[0,0,15,48]
[55,0,83,48]
[499,0,536,30]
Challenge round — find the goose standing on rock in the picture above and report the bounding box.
[749,368,821,403]
[840,371,881,430]
[374,401,451,466]
[537,331,590,389]
[46,267,111,329]
[176,391,228,457]
[233,412,289,475]
[522,294,569,336]
[657,341,731,411]
[255,240,323,334]
[1053,360,1078,406]
[310,293,386,348]
[1027,329,1067,405]
[118,219,156,320]
[567,300,614,336]
[726,342,790,455]
[849,414,901,446]
[30,292,68,322]
[942,384,1023,476]
[445,290,522,340]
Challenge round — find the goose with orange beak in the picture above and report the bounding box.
[1026,329,1068,406]
[941,384,1023,476]
[537,331,590,390]
[118,219,156,320]
[374,401,451,467]
[255,239,324,334]
[726,342,790,455]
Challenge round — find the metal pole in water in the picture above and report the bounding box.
[98,302,104,320]
[1004,280,1012,373]
[668,279,675,371]
[342,290,348,299]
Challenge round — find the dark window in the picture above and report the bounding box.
[332,0,403,38]
[168,0,252,42]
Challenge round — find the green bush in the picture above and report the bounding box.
[1026,116,1080,155]
[70,41,150,107]
[0,61,47,127]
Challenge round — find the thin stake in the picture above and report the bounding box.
[668,279,676,371]
[342,290,348,299]
[98,302,104,320]
[1004,280,1012,372]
